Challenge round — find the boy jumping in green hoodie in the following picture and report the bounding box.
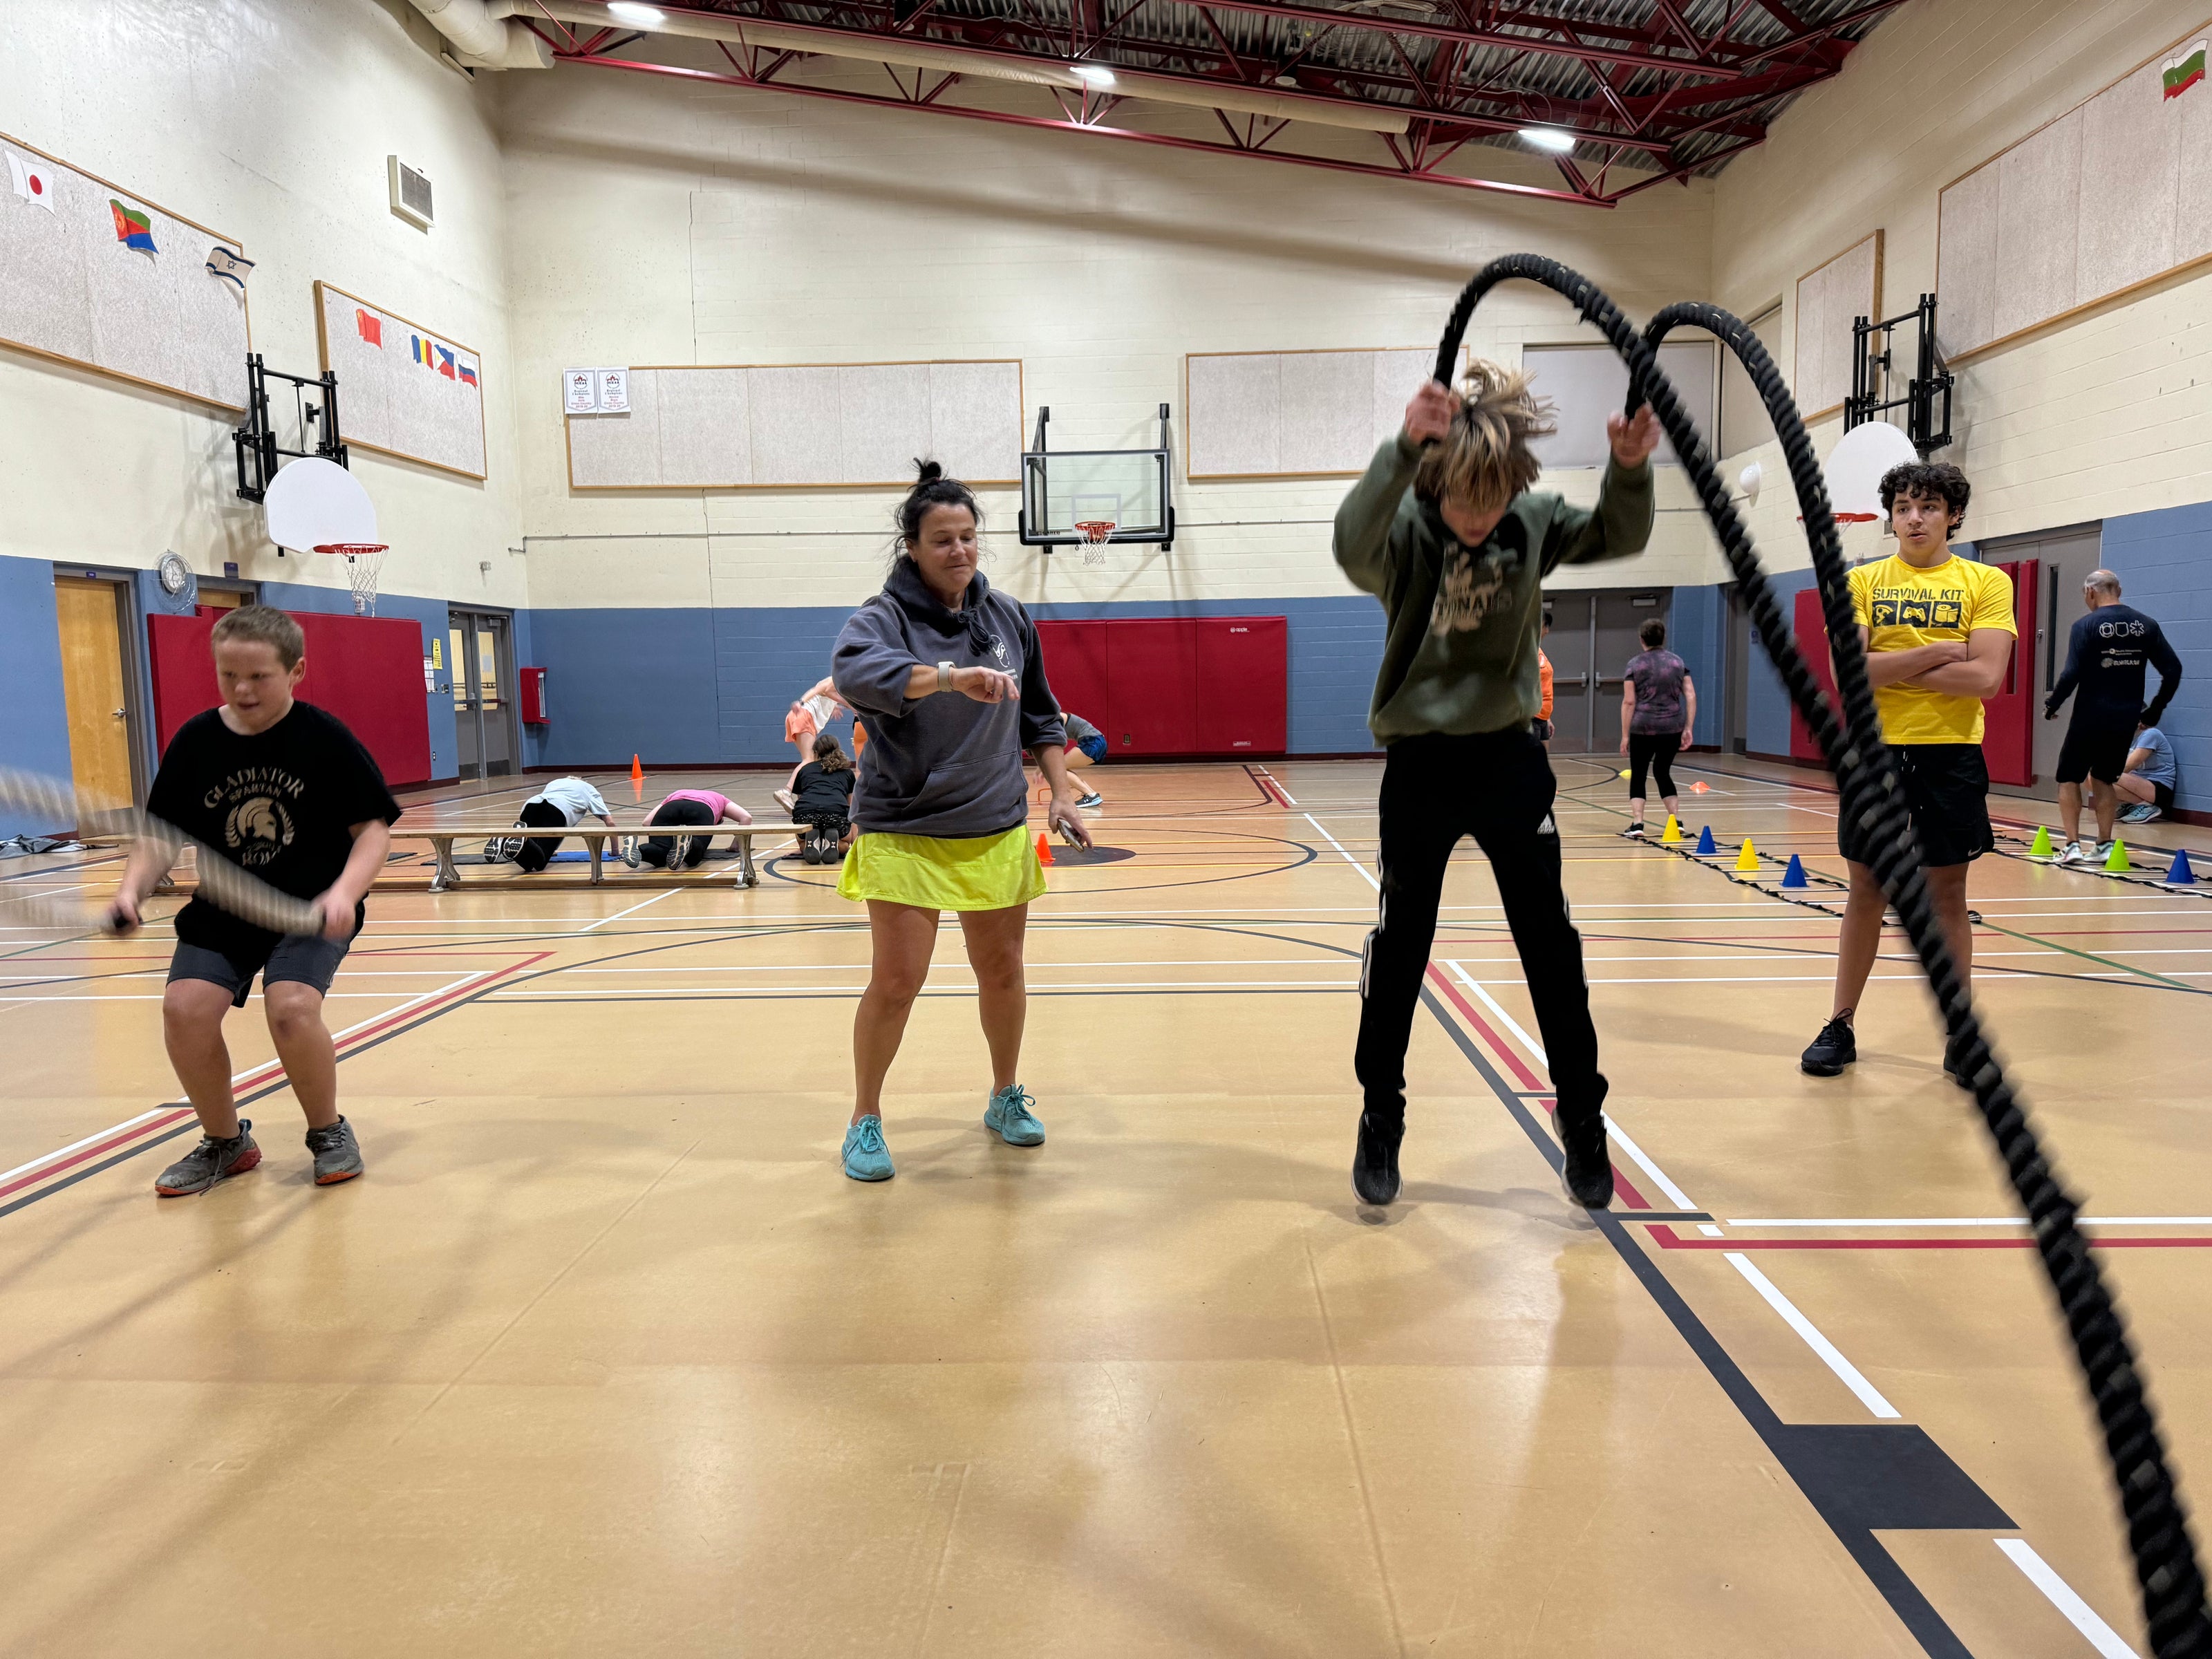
[1335,364,1658,1208]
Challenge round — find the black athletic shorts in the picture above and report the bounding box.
[1837,742,1992,869]
[169,932,354,1010]
[2055,720,2134,786]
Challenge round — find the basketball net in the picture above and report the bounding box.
[1074,519,1115,567]
[315,543,388,616]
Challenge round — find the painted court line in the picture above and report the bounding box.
[1304,814,1379,891]
[1994,1539,2141,1658]
[1443,961,1698,1209]
[582,888,684,932]
[1723,1252,1900,1419]
[1730,1217,2212,1228]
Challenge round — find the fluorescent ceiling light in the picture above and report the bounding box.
[1519,126,1576,152]
[608,3,666,23]
[1072,64,1117,87]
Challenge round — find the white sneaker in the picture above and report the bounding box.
[2055,841,2087,864]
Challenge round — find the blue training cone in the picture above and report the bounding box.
[1694,825,1716,856]
[1781,854,1808,888]
[2166,848,2197,885]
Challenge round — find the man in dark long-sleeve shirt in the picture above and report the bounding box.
[2044,569,2182,862]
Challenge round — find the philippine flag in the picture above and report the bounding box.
[356,308,382,347]
[435,344,457,380]
[6,151,55,212]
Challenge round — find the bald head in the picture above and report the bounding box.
[2084,569,2123,605]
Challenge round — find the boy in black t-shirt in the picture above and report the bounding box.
[109,607,402,1194]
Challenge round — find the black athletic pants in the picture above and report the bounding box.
[514,800,569,873]
[1627,730,1682,802]
[640,798,717,868]
[1356,728,1608,1136]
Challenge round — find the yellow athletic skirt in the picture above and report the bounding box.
[836,825,1044,911]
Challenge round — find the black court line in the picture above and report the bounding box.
[1418,984,2012,1658]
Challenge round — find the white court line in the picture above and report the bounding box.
[1443,961,1698,1210]
[1,968,495,1185]
[0,881,98,907]
[1730,1217,2212,1228]
[1304,814,1380,892]
[1995,1539,2141,1658]
[1255,767,1298,806]
[489,979,1360,997]
[1723,1253,1899,1419]
[1697,1224,1726,1238]
[581,888,683,932]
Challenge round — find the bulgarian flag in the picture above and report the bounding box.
[2166,39,2206,99]
[108,198,156,253]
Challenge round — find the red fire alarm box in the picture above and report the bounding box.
[520,666,549,725]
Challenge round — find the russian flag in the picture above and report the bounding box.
[458,360,478,387]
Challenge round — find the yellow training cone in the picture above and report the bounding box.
[1735,838,1761,873]
[1660,815,1683,845]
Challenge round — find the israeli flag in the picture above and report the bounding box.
[205,244,254,292]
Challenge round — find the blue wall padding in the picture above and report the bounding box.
[0,556,75,836]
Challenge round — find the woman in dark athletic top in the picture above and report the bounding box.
[1618,617,1695,836]
[785,733,857,864]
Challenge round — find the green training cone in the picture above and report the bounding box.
[2105,838,2130,872]
[2028,825,2053,857]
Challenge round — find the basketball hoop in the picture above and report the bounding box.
[1074,518,1116,566]
[315,543,388,615]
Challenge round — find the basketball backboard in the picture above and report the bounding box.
[1019,404,1176,551]
[1823,420,1918,523]
[264,456,377,553]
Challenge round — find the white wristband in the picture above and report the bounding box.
[937,661,955,693]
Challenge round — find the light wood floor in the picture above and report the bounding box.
[3,755,2209,1657]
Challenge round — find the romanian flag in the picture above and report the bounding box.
[108,198,156,253]
[435,344,457,380]
[356,308,382,347]
[458,360,478,387]
[2166,40,2206,99]
[411,335,432,368]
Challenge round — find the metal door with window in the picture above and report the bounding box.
[1546,588,1671,753]
[449,609,518,780]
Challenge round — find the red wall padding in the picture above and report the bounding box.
[1033,616,1288,757]
[1788,586,1839,764]
[147,612,433,787]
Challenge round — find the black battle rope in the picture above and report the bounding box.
[1432,256,2210,1658]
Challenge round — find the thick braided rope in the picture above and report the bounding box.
[0,767,324,938]
[1434,256,2211,1658]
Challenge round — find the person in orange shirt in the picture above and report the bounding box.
[1534,606,1556,744]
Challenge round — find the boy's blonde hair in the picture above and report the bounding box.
[1414,360,1555,514]
[211,604,306,668]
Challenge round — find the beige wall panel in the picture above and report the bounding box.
[749,366,845,487]
[926,360,1022,485]
[1279,353,1374,476]
[838,362,932,485]
[2077,59,2180,297]
[1186,353,1281,477]
[1992,108,2082,343]
[568,373,662,489]
[656,368,752,489]
[1936,166,2001,357]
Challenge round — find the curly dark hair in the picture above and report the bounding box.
[1878,461,1970,539]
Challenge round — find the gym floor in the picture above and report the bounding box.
[3,756,2209,1656]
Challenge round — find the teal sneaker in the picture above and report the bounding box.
[983,1085,1046,1147]
[842,1115,894,1181]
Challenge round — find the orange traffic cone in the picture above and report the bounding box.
[1035,830,1054,868]
[630,753,644,785]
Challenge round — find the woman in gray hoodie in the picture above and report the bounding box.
[829,462,1092,1182]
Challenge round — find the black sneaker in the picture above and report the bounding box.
[1801,1015,1857,1076]
[1557,1112,1614,1209]
[155,1119,261,1196]
[1351,1112,1402,1206]
[818,830,844,863]
[1620,823,1646,838]
[1076,791,1104,809]
[306,1117,364,1185]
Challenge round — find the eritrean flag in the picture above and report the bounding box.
[108,198,156,253]
[458,359,478,387]
[2166,39,2206,99]
[435,344,457,380]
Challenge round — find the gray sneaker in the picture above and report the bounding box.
[155,1119,261,1196]
[619,835,640,868]
[305,1117,364,1185]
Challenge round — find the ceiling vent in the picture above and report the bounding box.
[388,156,433,230]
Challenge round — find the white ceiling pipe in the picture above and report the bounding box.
[409,0,554,68]
[494,0,1411,133]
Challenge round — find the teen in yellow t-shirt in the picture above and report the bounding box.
[1801,462,2014,1086]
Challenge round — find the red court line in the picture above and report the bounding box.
[1642,1224,2212,1252]
[0,950,549,1203]
[1422,965,1654,1210]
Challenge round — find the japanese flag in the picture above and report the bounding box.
[6,151,56,212]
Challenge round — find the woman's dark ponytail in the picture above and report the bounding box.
[892,458,982,560]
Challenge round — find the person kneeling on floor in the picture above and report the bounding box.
[785,733,856,863]
[638,786,753,869]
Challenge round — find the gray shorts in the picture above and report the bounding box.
[169,933,354,1010]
